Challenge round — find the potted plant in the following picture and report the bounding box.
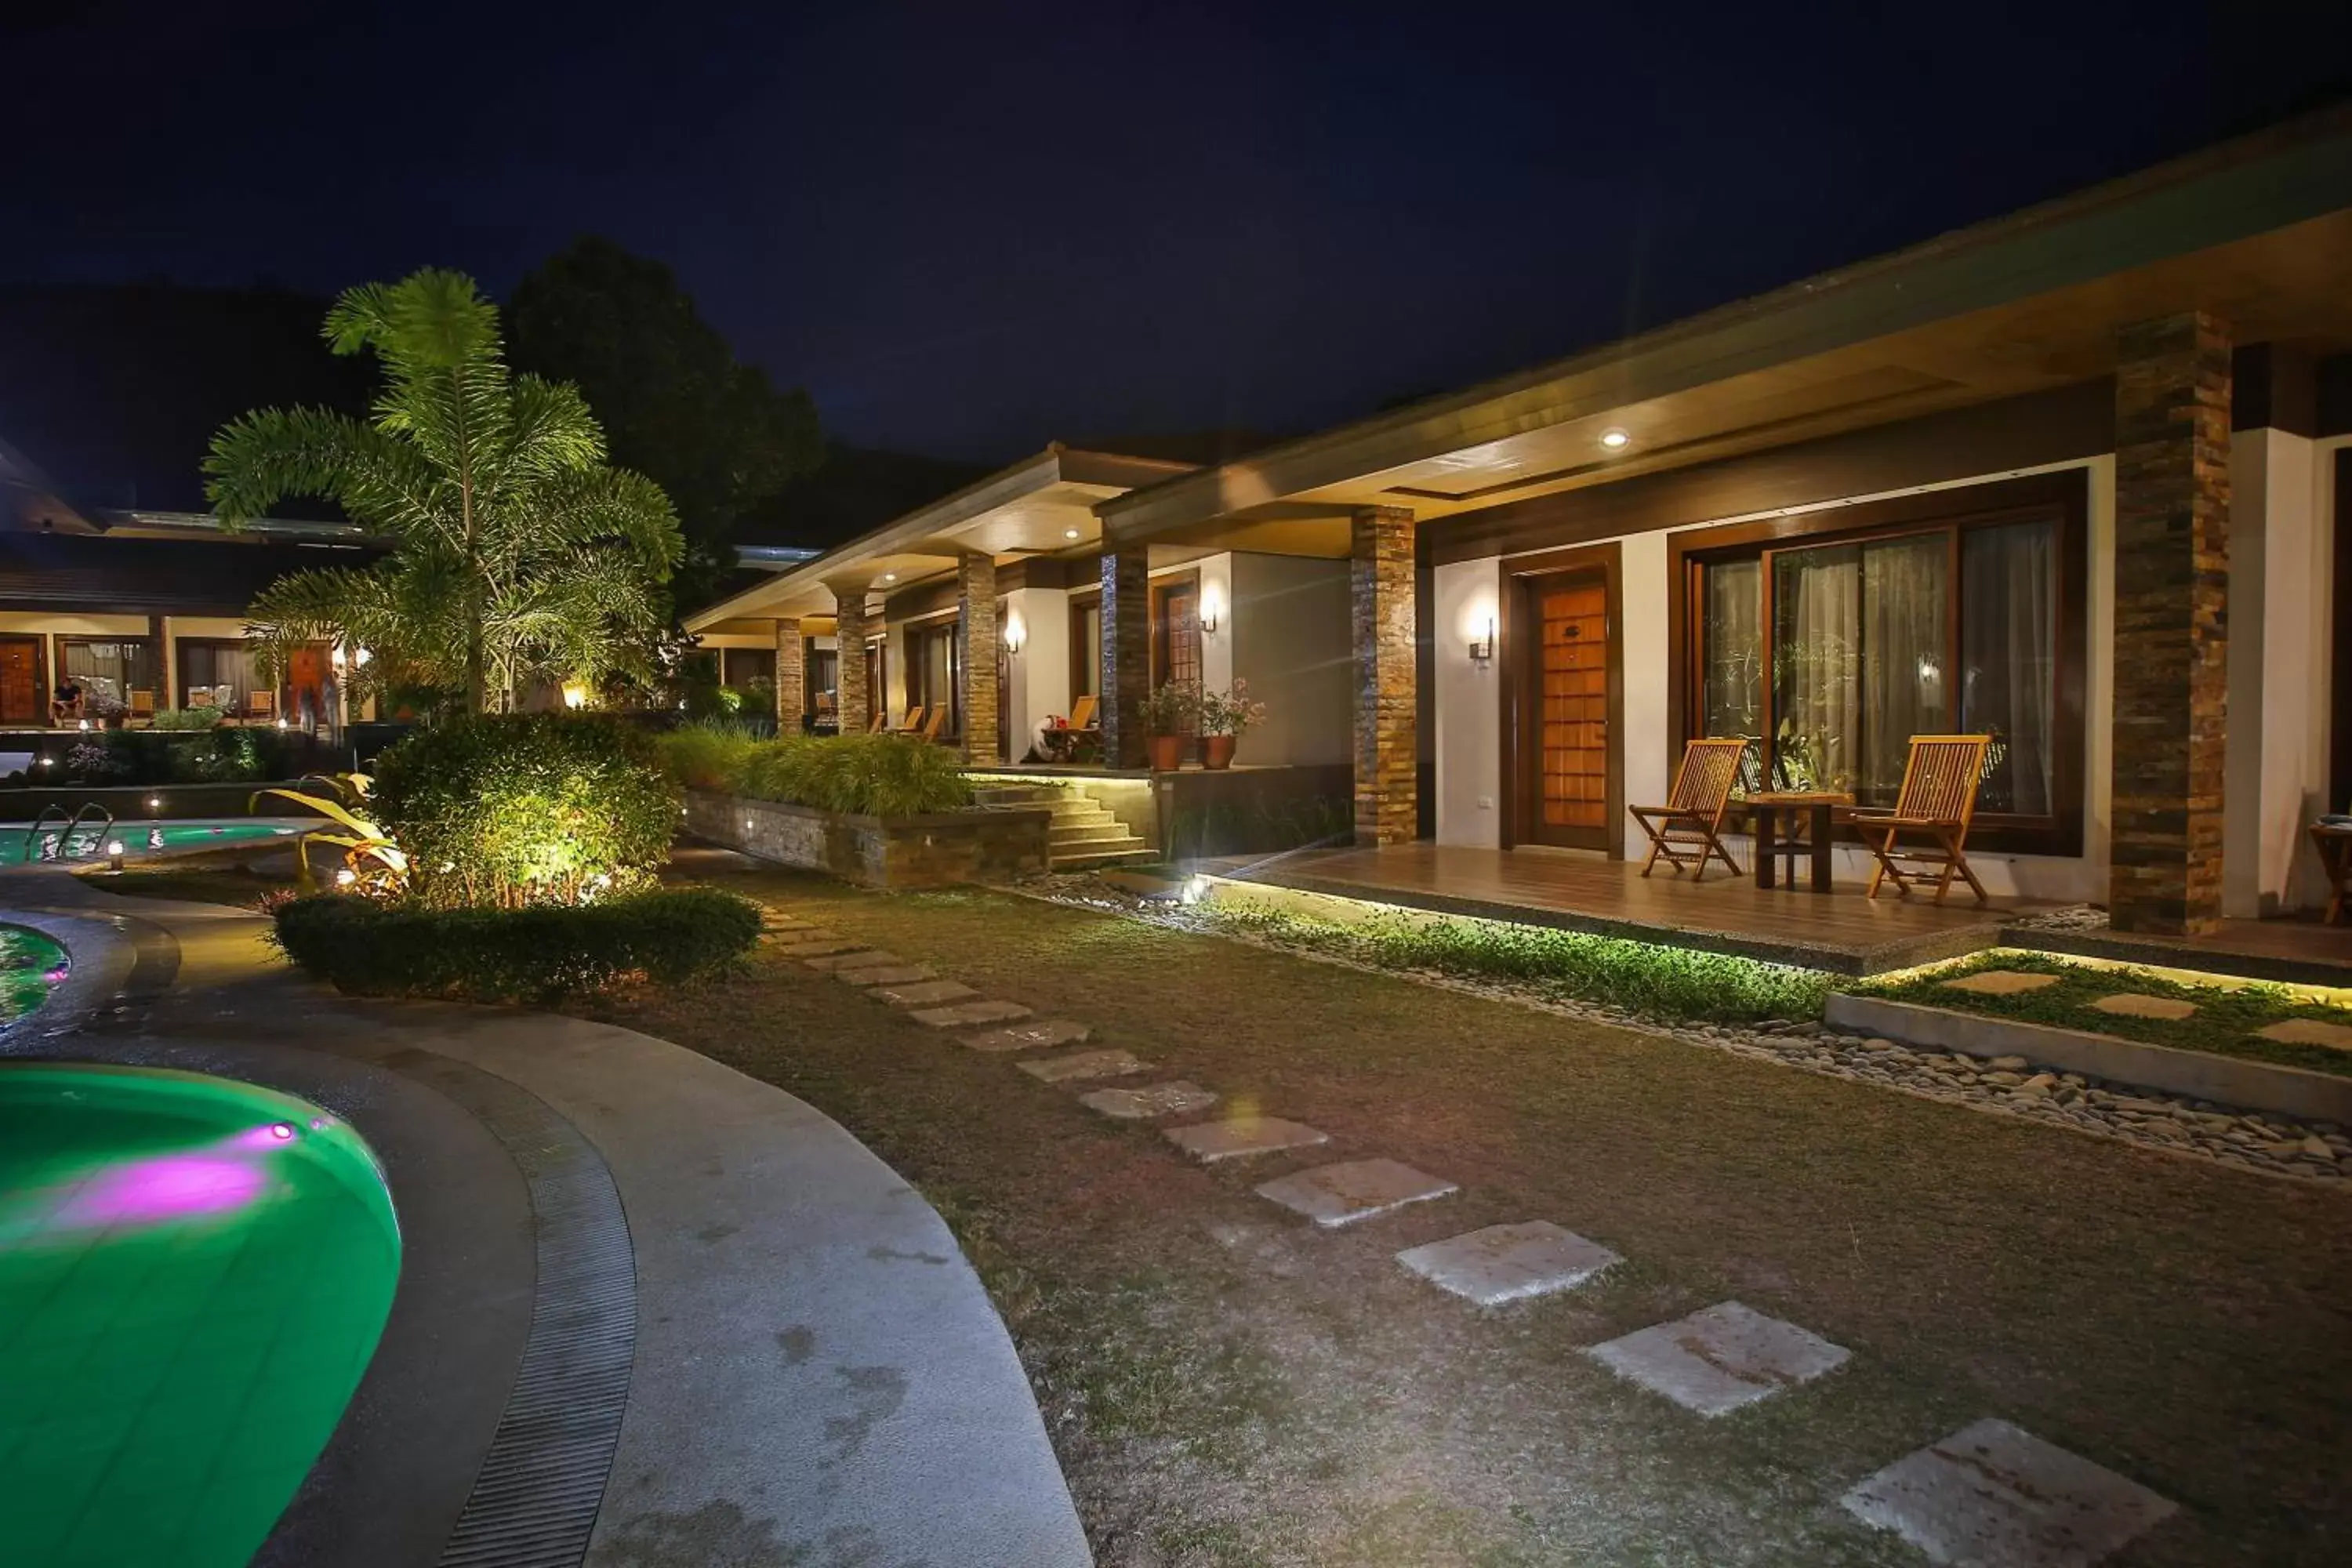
[1140,681,1198,771]
[1195,680,1268,770]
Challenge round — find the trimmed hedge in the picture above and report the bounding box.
[372,713,681,908]
[658,724,972,817]
[272,887,763,1002]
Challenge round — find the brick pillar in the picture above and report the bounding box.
[1352,506,1417,846]
[2110,311,2230,935]
[1099,543,1150,768]
[957,550,1000,765]
[773,616,803,735]
[834,587,871,733]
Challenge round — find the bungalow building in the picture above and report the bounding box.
[693,108,2352,949]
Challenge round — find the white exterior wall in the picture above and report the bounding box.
[1000,585,1069,758]
[1227,552,1351,766]
[1430,458,2121,902]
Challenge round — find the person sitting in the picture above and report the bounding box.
[49,677,83,726]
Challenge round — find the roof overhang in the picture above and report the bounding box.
[684,445,1195,631]
[1098,106,2352,554]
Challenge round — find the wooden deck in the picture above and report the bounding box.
[1201,844,2054,976]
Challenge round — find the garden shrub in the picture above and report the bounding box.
[655,728,972,817]
[371,713,681,908]
[272,887,761,1001]
[1204,905,1832,1025]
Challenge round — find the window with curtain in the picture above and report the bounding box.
[1072,601,1102,698]
[907,622,957,733]
[63,639,158,706]
[720,648,775,688]
[176,640,262,710]
[1694,510,2062,816]
[808,649,839,715]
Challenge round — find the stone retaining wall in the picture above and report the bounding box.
[684,789,1051,889]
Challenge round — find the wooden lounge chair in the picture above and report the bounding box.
[1068,693,1098,731]
[893,702,926,735]
[1628,738,1751,880]
[920,705,949,741]
[1842,734,1994,906]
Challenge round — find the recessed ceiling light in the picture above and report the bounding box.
[1064,527,1081,540]
[880,572,896,583]
[1599,428,1630,450]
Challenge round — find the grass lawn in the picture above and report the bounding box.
[75,860,293,909]
[1860,948,2352,1080]
[587,865,2352,1566]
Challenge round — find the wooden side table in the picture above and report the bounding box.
[2310,824,2352,925]
[1749,791,1853,892]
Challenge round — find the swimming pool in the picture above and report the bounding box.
[0,924,68,1022]
[0,1065,401,1567]
[0,818,297,867]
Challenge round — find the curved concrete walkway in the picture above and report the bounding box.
[1,866,1091,1566]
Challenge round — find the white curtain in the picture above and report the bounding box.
[1701,559,1762,738]
[1962,521,2056,815]
[1860,535,1949,804]
[1773,548,1860,792]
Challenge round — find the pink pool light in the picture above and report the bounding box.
[63,1153,269,1226]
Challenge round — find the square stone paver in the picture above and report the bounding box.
[2087,993,2198,1021]
[2256,1018,2352,1050]
[768,937,860,957]
[1841,1417,2176,1567]
[1254,1158,1457,1228]
[801,949,900,971]
[964,1019,1093,1053]
[1016,1048,1148,1083]
[909,1000,1033,1028]
[1587,1301,1849,1416]
[760,916,815,932]
[872,979,981,1007]
[834,964,933,987]
[1078,1081,1220,1120]
[1163,1116,1330,1164]
[1396,1221,1622,1305]
[1942,971,2063,996]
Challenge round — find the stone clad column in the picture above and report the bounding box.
[833,586,871,734]
[957,550,1000,765]
[772,616,803,734]
[1099,543,1150,768]
[2110,311,2230,935]
[1352,506,1417,846]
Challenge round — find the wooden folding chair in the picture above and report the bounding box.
[128,689,156,721]
[1628,738,1751,880]
[868,709,888,734]
[893,702,926,735]
[247,689,275,720]
[1068,693,1098,731]
[920,705,949,741]
[1842,734,1993,906]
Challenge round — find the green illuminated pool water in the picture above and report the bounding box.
[0,818,296,867]
[0,924,67,1022]
[0,1065,401,1567]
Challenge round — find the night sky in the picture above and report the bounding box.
[9,2,2350,464]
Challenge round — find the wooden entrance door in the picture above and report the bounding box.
[1526,571,1613,848]
[0,637,42,725]
[288,643,328,727]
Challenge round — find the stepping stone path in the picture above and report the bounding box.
[1587,1301,1849,1417]
[1015,1048,1148,1083]
[1396,1221,1621,1305]
[2088,993,2198,1021]
[1254,1158,1456,1228]
[1079,1081,1219,1120]
[768,937,862,957]
[801,949,902,971]
[964,1019,1091,1053]
[835,964,933,987]
[760,916,815,933]
[1163,1116,1330,1164]
[2256,1018,2352,1050]
[873,978,981,1007]
[1942,971,2063,996]
[910,1000,1033,1028]
[1841,1417,2176,1567]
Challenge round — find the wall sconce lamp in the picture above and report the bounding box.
[1003,614,1026,655]
[1201,604,1220,634]
[1468,617,1495,666]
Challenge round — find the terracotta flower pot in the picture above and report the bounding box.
[1147,734,1184,771]
[1202,734,1236,770]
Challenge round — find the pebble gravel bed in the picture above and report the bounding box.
[1020,873,2348,1186]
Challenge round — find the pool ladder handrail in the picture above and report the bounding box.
[21,803,116,862]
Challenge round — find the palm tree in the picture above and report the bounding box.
[205,268,684,713]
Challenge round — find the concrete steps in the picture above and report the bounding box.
[973,780,1153,869]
